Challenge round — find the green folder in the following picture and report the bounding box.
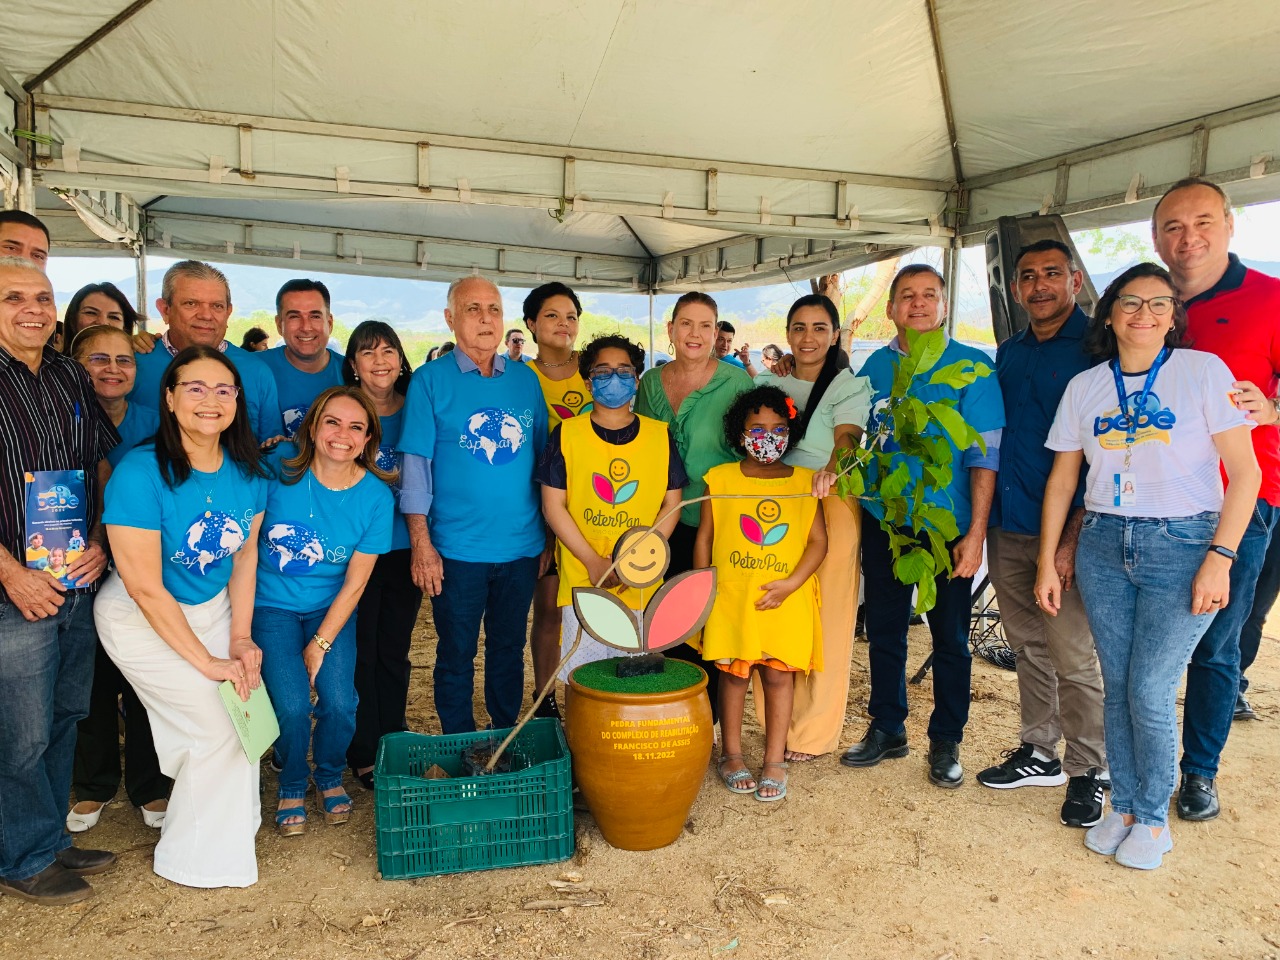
[218,680,280,763]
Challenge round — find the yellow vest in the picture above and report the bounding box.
[531,362,592,429]
[700,462,822,671]
[558,414,670,610]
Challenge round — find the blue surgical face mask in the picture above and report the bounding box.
[590,372,638,409]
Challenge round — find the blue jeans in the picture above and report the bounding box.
[254,606,358,800]
[862,518,974,744]
[1239,515,1280,694]
[430,555,539,734]
[1180,499,1278,778]
[1076,512,1219,827]
[0,593,97,880]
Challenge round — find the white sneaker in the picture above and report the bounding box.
[139,801,167,829]
[1115,823,1173,870]
[65,801,108,833]
[1084,810,1131,856]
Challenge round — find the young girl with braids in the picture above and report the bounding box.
[694,386,827,801]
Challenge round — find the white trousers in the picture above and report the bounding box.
[94,574,260,888]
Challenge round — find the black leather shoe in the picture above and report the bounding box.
[1176,773,1219,821]
[0,862,92,905]
[840,726,909,767]
[928,740,963,788]
[1234,693,1257,722]
[55,847,116,876]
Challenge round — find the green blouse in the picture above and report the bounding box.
[753,369,872,471]
[636,360,754,526]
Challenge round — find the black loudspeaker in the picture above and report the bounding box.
[984,215,1098,344]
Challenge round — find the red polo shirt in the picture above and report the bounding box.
[1185,254,1280,506]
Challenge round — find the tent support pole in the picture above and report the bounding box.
[648,289,655,363]
[135,239,148,331]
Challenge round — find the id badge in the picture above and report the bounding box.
[1113,472,1137,508]
[24,469,89,588]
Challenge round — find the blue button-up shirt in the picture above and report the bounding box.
[990,305,1097,535]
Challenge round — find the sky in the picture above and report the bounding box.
[43,198,1280,333]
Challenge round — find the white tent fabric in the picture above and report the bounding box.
[1,1,1278,292]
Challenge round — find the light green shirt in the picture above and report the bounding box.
[636,361,754,526]
[754,369,872,471]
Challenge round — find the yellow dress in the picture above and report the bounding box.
[700,462,822,672]
[530,362,592,429]
[557,413,670,610]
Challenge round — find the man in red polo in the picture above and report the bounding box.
[1152,177,1280,822]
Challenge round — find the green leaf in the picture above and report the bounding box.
[894,547,931,583]
[921,504,960,541]
[913,329,948,377]
[880,461,912,500]
[914,572,938,615]
[901,397,931,433]
[927,360,980,389]
[926,401,977,452]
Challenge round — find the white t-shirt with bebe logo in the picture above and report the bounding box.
[1045,348,1253,518]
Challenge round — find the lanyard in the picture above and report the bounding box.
[1110,346,1168,471]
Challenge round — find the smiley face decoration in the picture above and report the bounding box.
[571,527,717,654]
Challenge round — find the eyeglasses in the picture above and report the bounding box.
[1116,295,1178,316]
[744,426,789,438]
[588,365,637,379]
[509,338,526,346]
[175,380,240,401]
[84,353,136,368]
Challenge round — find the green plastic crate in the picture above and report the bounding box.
[373,719,574,879]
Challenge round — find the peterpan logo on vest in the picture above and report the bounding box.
[458,407,534,465]
[552,389,592,422]
[171,509,253,574]
[1093,390,1177,448]
[262,520,346,574]
[731,500,791,573]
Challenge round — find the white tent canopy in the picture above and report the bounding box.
[2,0,1279,297]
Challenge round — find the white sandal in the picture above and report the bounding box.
[65,800,108,833]
[139,801,167,829]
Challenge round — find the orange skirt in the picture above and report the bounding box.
[715,656,806,679]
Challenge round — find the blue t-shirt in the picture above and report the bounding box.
[259,347,346,438]
[991,307,1096,535]
[103,444,268,605]
[255,444,394,612]
[859,338,1005,536]
[377,408,411,551]
[130,341,284,442]
[398,353,548,562]
[107,402,161,469]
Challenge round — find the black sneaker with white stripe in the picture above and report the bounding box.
[1060,767,1106,827]
[976,743,1068,789]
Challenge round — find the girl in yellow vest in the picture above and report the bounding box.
[538,334,688,680]
[524,283,592,719]
[695,386,828,802]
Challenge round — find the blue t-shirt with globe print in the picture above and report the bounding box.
[259,347,346,439]
[377,408,410,552]
[104,444,268,606]
[399,353,548,562]
[255,444,395,612]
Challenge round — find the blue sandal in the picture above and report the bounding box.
[321,790,352,825]
[755,761,789,802]
[718,754,757,795]
[276,803,307,837]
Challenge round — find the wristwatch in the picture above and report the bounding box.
[1207,545,1238,563]
[312,634,332,652]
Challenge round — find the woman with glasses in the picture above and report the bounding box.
[95,346,270,887]
[65,325,169,835]
[60,282,138,355]
[523,282,591,717]
[341,322,422,791]
[753,295,871,762]
[1036,263,1260,870]
[536,334,686,677]
[253,386,394,836]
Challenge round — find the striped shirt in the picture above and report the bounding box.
[0,345,119,603]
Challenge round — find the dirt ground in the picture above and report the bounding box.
[3,609,1279,960]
